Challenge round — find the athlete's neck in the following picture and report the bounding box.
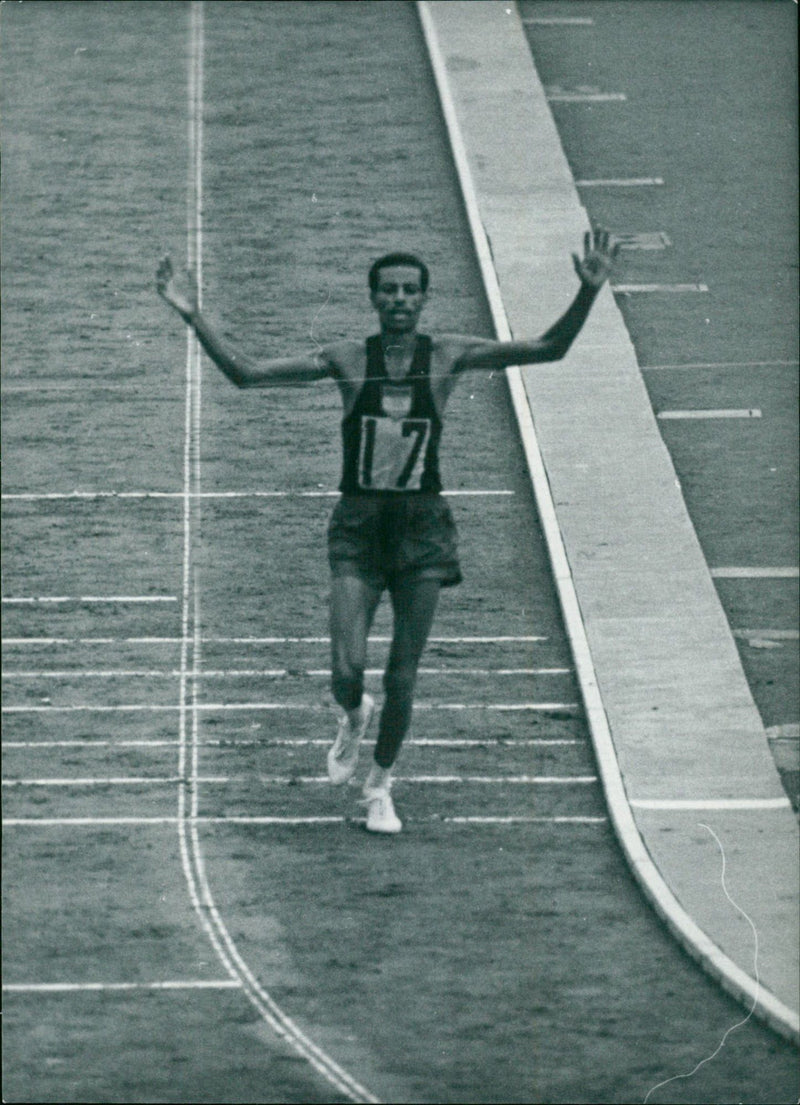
[380,328,418,356]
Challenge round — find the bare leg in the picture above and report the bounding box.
[372,577,440,770]
[329,574,382,716]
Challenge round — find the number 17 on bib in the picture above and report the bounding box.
[358,416,431,491]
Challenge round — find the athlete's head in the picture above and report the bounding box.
[369,253,429,333]
[368,252,429,295]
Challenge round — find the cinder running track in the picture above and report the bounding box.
[2,3,797,1103]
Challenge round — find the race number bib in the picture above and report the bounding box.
[358,416,431,491]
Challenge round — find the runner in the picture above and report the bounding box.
[156,229,618,833]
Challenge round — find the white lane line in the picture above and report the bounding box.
[2,634,550,646]
[176,15,379,1102]
[3,777,181,787]
[3,980,243,993]
[711,567,799,579]
[613,283,710,293]
[422,702,578,711]
[2,738,584,749]
[545,93,627,103]
[444,816,606,824]
[2,774,597,787]
[1,489,514,501]
[0,382,182,394]
[1,596,176,605]
[2,702,581,714]
[616,232,671,250]
[575,177,664,187]
[631,798,792,811]
[657,408,762,420]
[766,723,800,740]
[1,667,571,679]
[2,815,608,827]
[546,90,626,102]
[733,629,799,641]
[3,670,187,679]
[641,360,798,371]
[521,17,594,25]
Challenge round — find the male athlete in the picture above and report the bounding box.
[156,229,617,833]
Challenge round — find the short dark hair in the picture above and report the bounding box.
[368,252,429,294]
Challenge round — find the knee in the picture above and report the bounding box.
[331,663,364,712]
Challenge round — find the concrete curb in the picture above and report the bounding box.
[418,0,798,1043]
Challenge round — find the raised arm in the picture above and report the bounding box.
[155,256,329,387]
[454,229,619,373]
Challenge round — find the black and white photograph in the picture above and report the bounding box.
[2,1,798,1102]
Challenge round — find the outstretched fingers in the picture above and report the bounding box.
[572,226,620,286]
[155,253,198,319]
[588,227,613,257]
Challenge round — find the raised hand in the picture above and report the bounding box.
[156,255,198,319]
[572,228,619,289]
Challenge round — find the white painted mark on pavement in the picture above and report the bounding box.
[630,798,791,811]
[546,89,626,102]
[2,737,583,749]
[2,634,548,645]
[613,283,709,293]
[3,774,597,787]
[575,178,663,187]
[3,980,242,993]
[1,596,176,604]
[616,232,671,250]
[641,359,798,371]
[657,409,761,420]
[2,702,581,714]
[1,489,514,501]
[1,815,608,828]
[710,567,799,579]
[522,17,594,25]
[1,667,571,679]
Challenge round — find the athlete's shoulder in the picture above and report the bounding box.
[319,339,365,379]
[430,332,497,373]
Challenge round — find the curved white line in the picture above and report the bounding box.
[175,8,381,1101]
[416,0,799,1045]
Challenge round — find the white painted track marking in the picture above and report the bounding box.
[3,815,608,827]
[733,629,799,641]
[444,815,605,824]
[657,409,762,420]
[2,634,549,645]
[1,595,176,604]
[546,90,626,102]
[3,738,583,749]
[1,666,571,679]
[613,283,710,293]
[630,798,792,811]
[710,567,799,579]
[575,177,664,187]
[3,981,242,993]
[1,488,514,501]
[2,702,580,714]
[417,0,799,1047]
[641,359,798,371]
[521,17,594,26]
[3,774,597,787]
[171,13,380,1102]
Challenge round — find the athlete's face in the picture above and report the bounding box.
[370,265,427,333]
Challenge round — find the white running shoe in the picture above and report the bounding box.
[361,787,402,834]
[327,693,374,784]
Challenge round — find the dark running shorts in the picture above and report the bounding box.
[327,494,462,591]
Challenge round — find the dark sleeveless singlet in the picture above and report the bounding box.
[338,334,443,495]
